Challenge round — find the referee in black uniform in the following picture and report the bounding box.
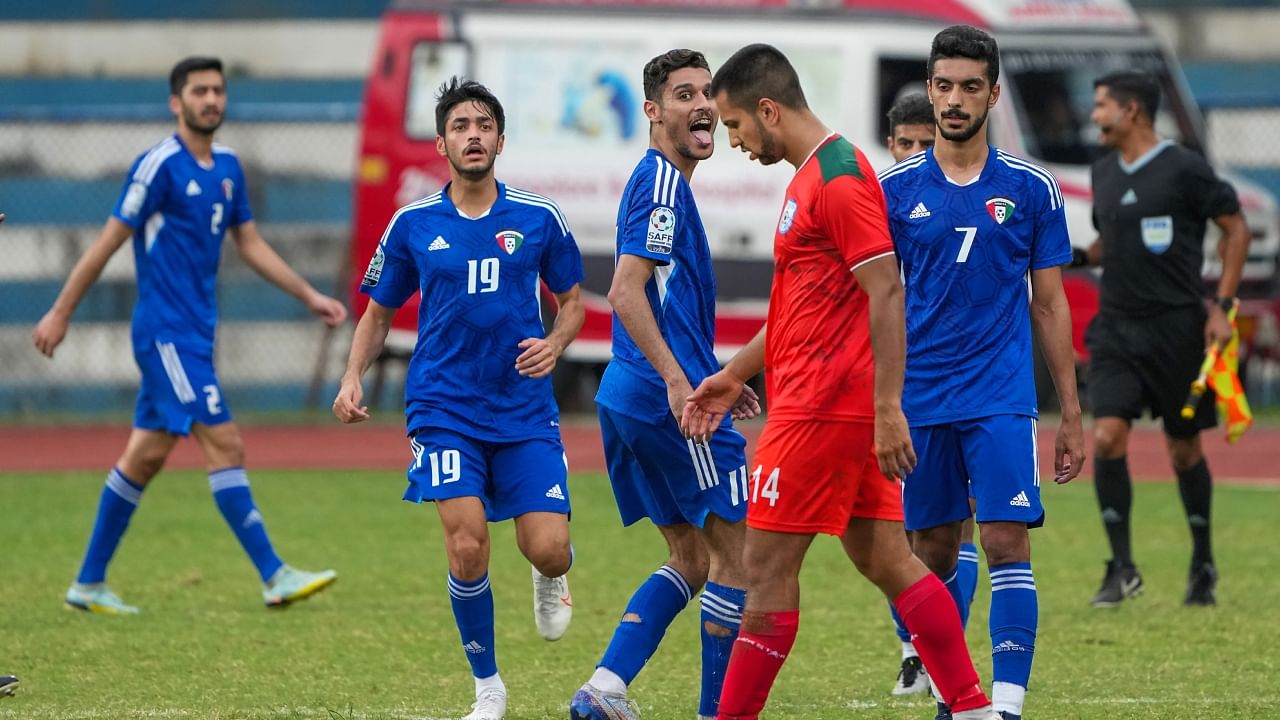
[1080,70,1250,608]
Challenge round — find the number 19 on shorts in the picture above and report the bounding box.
[751,465,780,507]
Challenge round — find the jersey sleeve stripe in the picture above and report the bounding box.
[996,151,1063,210]
[376,193,443,246]
[506,188,573,233]
[507,193,570,236]
[133,137,181,186]
[876,154,928,184]
[849,249,897,272]
[651,156,678,208]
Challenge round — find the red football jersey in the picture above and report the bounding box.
[764,134,895,422]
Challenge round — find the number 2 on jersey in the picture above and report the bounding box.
[467,258,500,294]
[955,226,978,263]
[211,202,224,235]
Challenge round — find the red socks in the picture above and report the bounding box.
[894,574,991,713]
[715,610,799,720]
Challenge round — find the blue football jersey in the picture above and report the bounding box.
[112,134,252,349]
[361,182,585,442]
[595,149,722,424]
[879,147,1072,425]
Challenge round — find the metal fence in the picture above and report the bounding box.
[0,118,358,422]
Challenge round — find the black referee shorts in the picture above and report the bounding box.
[1084,305,1216,438]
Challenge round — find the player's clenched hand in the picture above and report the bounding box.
[874,407,916,481]
[515,337,561,378]
[307,291,348,328]
[681,370,741,440]
[730,383,761,421]
[1054,413,1085,484]
[332,378,370,424]
[32,310,69,359]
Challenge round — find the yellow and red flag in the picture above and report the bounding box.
[1206,303,1253,443]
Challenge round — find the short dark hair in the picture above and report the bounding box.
[643,49,711,103]
[887,93,935,131]
[928,25,1000,86]
[1094,70,1160,121]
[710,43,808,112]
[434,76,506,136]
[169,56,223,96]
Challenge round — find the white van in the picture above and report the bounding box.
[353,0,1278,370]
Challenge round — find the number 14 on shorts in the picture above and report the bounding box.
[751,465,781,506]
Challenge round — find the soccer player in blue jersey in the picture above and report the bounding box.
[882,90,984,700]
[877,26,1085,720]
[569,49,758,720]
[32,57,345,615]
[333,77,585,720]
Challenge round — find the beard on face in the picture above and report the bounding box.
[751,115,784,165]
[182,103,222,136]
[448,144,496,181]
[937,107,988,143]
[666,117,714,162]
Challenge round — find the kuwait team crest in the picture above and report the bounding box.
[495,230,524,255]
[986,197,1015,224]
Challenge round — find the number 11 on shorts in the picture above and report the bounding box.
[751,465,780,507]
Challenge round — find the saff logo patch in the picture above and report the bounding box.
[778,198,797,234]
[496,230,524,255]
[986,197,1015,224]
[362,244,385,287]
[646,206,675,254]
[222,178,235,202]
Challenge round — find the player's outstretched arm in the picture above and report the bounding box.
[516,283,585,379]
[683,324,767,440]
[229,221,347,327]
[1030,265,1085,483]
[854,255,916,480]
[32,217,132,358]
[333,299,396,424]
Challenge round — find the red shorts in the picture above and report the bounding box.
[747,419,904,536]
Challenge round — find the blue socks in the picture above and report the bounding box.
[958,542,979,611]
[599,565,692,684]
[449,573,498,679]
[698,581,746,717]
[990,561,1037,716]
[76,468,144,584]
[210,467,283,582]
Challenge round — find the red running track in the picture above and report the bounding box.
[0,418,1276,484]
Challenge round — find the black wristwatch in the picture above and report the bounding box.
[1216,296,1237,312]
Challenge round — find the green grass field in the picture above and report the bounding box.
[1,469,1277,719]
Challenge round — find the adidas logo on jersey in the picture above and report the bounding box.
[1009,491,1031,507]
[463,640,486,654]
[908,202,930,219]
[185,179,202,196]
[545,484,565,501]
[1121,188,1138,205]
[428,235,450,251]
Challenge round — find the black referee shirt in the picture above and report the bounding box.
[1091,140,1240,317]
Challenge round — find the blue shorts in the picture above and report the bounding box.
[133,339,231,435]
[404,426,570,522]
[903,414,1043,531]
[598,405,748,528]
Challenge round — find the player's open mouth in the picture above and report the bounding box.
[689,116,714,146]
[464,144,486,159]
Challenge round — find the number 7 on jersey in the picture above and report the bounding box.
[954,226,979,263]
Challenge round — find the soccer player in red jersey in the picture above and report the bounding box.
[682,44,997,720]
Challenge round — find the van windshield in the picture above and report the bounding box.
[1002,46,1202,166]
